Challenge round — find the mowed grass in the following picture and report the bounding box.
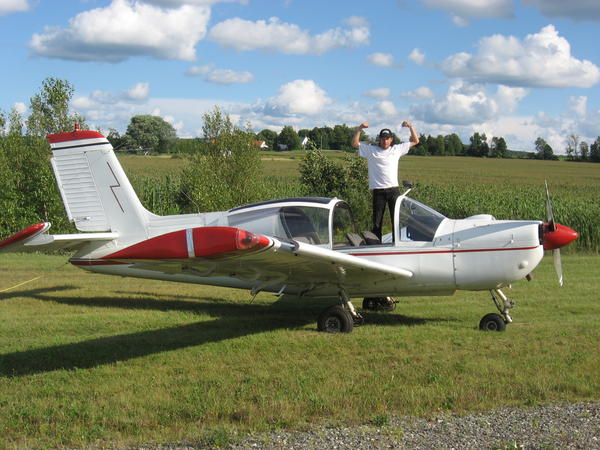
[1,252,599,448]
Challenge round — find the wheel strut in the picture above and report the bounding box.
[490,288,514,323]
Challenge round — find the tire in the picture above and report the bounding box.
[317,305,354,333]
[479,313,507,332]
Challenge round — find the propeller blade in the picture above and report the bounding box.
[553,248,563,286]
[545,180,556,231]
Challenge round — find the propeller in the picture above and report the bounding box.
[542,181,578,286]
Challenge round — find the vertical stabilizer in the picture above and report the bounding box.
[47,128,150,236]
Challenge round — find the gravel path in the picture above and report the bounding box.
[226,402,600,449]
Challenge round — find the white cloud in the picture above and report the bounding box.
[568,96,587,118]
[265,79,332,116]
[208,16,369,54]
[367,52,395,67]
[363,88,391,99]
[0,0,29,16]
[13,102,27,114]
[522,0,600,22]
[206,69,254,85]
[441,25,600,88]
[186,64,254,84]
[29,0,211,62]
[408,48,425,66]
[343,15,369,27]
[378,100,398,117]
[421,0,513,25]
[142,0,248,6]
[410,80,528,125]
[401,86,435,100]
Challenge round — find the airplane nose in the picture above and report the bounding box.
[542,223,579,250]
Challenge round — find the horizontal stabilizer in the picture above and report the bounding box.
[0,222,118,253]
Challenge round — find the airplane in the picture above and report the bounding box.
[0,126,578,333]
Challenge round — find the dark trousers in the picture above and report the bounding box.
[372,187,400,240]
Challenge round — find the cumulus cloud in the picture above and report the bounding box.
[421,0,513,25]
[401,86,435,100]
[143,0,248,7]
[265,79,332,116]
[378,101,398,117]
[72,82,151,111]
[0,0,29,16]
[363,88,391,99]
[186,64,254,84]
[14,102,27,114]
[568,96,587,118]
[208,16,369,54]
[522,0,600,22]
[29,0,210,62]
[441,25,600,88]
[410,80,528,125]
[367,52,395,67]
[408,48,425,66]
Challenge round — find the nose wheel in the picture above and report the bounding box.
[479,289,514,332]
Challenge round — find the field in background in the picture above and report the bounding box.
[1,252,599,448]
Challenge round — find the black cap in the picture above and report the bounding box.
[379,128,393,138]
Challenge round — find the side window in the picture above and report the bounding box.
[332,203,357,247]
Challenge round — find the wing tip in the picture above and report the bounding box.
[0,222,51,249]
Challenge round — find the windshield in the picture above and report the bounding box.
[397,197,446,242]
[228,205,330,245]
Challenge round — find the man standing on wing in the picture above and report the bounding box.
[351,121,419,240]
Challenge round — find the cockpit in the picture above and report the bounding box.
[227,195,447,249]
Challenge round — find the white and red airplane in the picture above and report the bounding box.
[0,127,578,333]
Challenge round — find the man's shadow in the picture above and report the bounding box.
[0,285,438,377]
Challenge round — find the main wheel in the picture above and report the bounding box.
[479,313,507,332]
[318,305,354,333]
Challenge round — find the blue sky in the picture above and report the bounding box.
[1,0,599,153]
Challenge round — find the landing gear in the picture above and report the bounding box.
[362,297,396,312]
[479,288,514,332]
[317,290,363,333]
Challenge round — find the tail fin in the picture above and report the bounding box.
[47,128,151,235]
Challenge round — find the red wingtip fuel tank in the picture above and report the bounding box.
[542,223,579,250]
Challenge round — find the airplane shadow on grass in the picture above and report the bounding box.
[0,285,445,377]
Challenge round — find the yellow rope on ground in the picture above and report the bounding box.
[0,276,42,293]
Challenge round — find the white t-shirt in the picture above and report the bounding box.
[358,142,411,189]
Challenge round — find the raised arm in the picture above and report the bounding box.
[351,122,369,149]
[402,121,419,147]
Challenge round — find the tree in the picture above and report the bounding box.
[201,105,234,140]
[444,133,463,156]
[590,137,600,163]
[579,141,589,161]
[490,136,508,158]
[565,134,580,161]
[25,77,87,136]
[410,133,429,155]
[467,132,489,157]
[124,115,177,153]
[430,135,445,155]
[178,108,264,212]
[535,137,555,160]
[330,124,355,151]
[277,126,301,151]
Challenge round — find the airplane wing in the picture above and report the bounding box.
[0,222,118,253]
[71,227,412,295]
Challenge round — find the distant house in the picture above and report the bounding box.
[301,136,310,149]
[277,143,288,151]
[255,140,269,149]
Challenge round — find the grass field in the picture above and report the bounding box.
[1,252,599,448]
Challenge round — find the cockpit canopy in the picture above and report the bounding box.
[228,197,356,247]
[227,195,447,248]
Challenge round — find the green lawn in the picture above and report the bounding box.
[1,252,599,448]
